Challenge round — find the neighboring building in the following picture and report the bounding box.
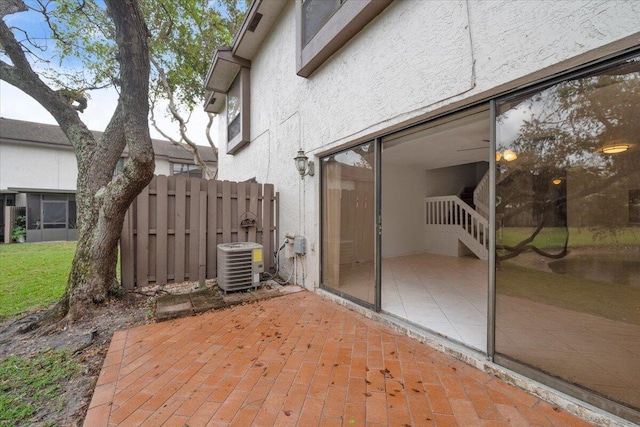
[0,117,217,242]
[204,0,640,424]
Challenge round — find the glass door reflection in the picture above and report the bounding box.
[321,142,377,307]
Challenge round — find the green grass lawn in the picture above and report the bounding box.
[498,226,640,250]
[0,349,80,426]
[497,262,640,325]
[0,242,76,320]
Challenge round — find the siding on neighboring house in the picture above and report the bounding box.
[0,117,217,241]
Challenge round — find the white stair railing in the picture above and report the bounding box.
[424,195,488,260]
[473,170,490,219]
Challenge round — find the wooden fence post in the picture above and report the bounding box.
[174,175,187,282]
[189,178,202,281]
[222,181,231,243]
[199,191,207,286]
[206,180,218,279]
[135,182,150,287]
[156,175,168,286]
[120,207,135,289]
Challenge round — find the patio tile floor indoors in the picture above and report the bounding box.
[85,290,594,426]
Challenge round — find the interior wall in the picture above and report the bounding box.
[425,162,484,197]
[382,163,428,257]
[475,162,490,182]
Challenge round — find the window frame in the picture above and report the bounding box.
[226,67,251,154]
[296,0,392,77]
[171,162,204,178]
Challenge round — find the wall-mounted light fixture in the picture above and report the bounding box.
[294,149,314,178]
[552,178,562,185]
[496,149,517,162]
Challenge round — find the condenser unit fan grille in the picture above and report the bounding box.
[217,242,264,293]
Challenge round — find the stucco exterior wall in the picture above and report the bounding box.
[215,0,640,289]
[381,163,428,258]
[0,143,77,191]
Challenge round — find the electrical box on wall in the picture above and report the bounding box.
[294,235,306,255]
[284,236,295,259]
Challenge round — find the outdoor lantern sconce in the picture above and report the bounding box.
[294,149,314,178]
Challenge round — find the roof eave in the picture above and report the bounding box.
[231,0,288,60]
[202,0,287,112]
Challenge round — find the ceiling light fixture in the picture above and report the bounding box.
[600,144,630,154]
[502,149,518,161]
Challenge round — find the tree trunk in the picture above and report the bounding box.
[62,0,155,321]
[0,0,155,325]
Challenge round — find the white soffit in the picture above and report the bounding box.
[233,0,288,60]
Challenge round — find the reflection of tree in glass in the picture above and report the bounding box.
[497,57,640,261]
[227,93,241,123]
[334,144,373,168]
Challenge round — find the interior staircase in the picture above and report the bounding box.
[424,171,489,260]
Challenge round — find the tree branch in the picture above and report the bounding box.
[150,56,215,179]
[0,7,95,154]
[205,113,219,180]
[0,0,26,17]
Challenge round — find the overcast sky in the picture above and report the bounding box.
[0,81,215,148]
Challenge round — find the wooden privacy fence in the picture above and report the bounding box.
[120,176,278,289]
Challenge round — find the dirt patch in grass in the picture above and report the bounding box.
[0,293,150,426]
[0,278,223,426]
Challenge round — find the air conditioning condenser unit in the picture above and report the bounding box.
[217,242,264,293]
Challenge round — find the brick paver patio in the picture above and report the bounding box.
[85,291,594,426]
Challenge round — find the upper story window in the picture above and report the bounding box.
[302,0,346,46]
[227,74,242,142]
[172,163,203,178]
[226,67,251,154]
[296,0,392,77]
[204,48,251,155]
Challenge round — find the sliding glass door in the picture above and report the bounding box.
[494,54,640,419]
[321,142,378,308]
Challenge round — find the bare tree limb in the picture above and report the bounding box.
[205,112,219,180]
[150,56,215,179]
